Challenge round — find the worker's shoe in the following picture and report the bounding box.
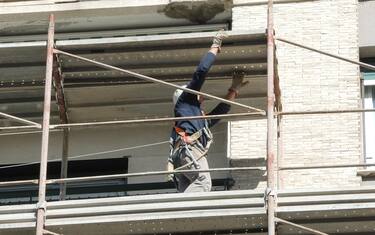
[211,29,228,52]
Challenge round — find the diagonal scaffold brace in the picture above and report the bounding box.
[275,217,329,235]
[52,49,265,114]
[0,112,41,128]
[276,37,375,71]
[43,229,62,235]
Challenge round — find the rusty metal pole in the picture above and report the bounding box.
[276,115,283,189]
[36,14,55,235]
[59,129,69,200]
[266,0,276,235]
[52,53,70,201]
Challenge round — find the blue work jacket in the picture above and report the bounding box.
[171,52,231,147]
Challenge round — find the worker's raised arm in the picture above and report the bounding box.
[177,30,228,105]
[207,72,249,127]
[187,51,217,92]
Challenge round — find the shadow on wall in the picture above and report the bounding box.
[229,158,266,190]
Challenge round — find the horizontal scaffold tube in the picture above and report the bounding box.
[279,163,375,171]
[0,125,42,131]
[50,112,263,129]
[0,179,39,187]
[276,108,375,116]
[0,167,265,187]
[1,162,374,187]
[54,49,265,114]
[47,167,266,184]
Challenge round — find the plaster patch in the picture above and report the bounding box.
[160,0,230,24]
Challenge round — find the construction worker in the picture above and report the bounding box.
[168,30,249,193]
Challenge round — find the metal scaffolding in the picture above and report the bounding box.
[1,0,375,234]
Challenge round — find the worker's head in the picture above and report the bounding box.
[173,85,187,105]
[173,85,204,105]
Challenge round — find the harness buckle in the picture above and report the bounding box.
[36,200,47,211]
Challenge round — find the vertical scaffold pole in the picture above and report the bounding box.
[36,14,55,235]
[266,0,276,235]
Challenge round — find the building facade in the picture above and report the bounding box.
[230,0,363,190]
[0,0,374,234]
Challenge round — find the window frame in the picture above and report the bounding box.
[362,73,375,164]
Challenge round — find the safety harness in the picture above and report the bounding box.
[168,119,213,172]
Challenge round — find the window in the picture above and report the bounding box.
[363,73,375,164]
[0,157,129,204]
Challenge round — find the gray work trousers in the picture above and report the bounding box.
[174,144,212,193]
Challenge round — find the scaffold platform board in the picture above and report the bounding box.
[0,187,375,235]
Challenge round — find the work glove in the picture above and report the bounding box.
[229,71,249,96]
[211,29,228,52]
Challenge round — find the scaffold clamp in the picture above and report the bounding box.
[36,200,47,211]
[264,187,277,209]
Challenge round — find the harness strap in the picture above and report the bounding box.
[169,125,214,170]
[174,126,203,144]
